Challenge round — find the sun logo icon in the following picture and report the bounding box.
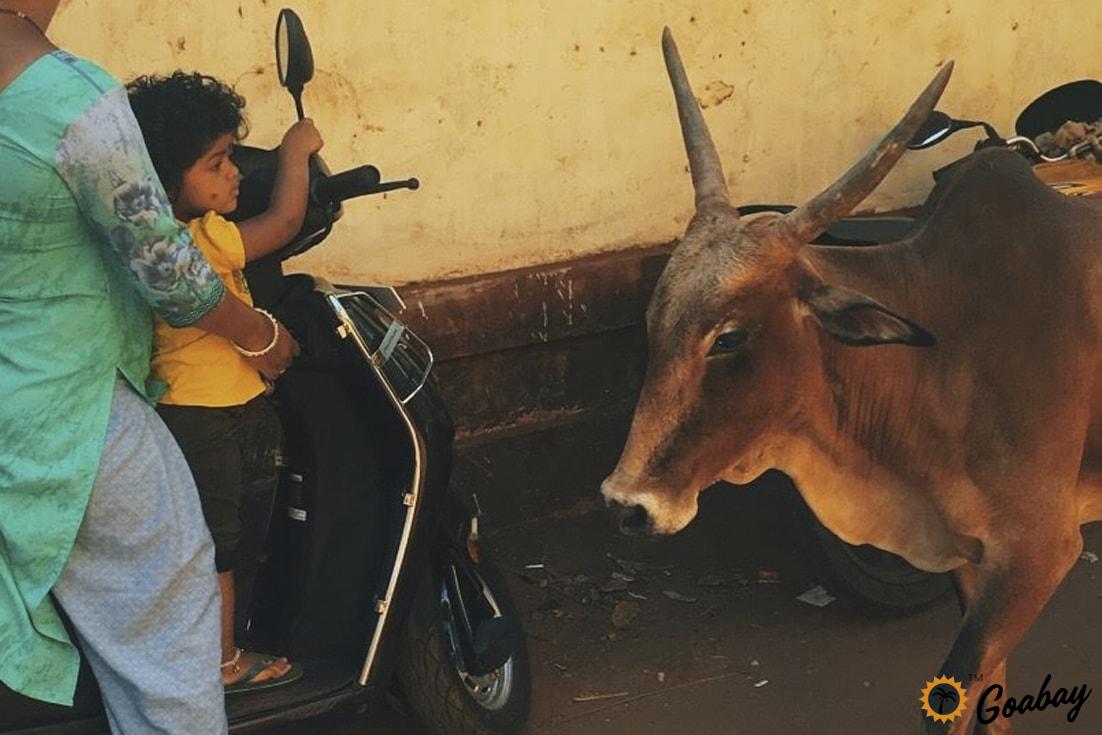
[920,675,969,723]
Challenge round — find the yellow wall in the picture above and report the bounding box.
[54,1,1102,284]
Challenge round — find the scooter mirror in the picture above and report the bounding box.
[909,110,954,149]
[909,111,991,150]
[275,8,314,120]
[1015,79,1102,139]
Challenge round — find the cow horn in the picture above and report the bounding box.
[662,27,732,214]
[779,61,954,245]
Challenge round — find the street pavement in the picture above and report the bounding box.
[321,415,1101,734]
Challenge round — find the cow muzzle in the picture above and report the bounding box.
[601,474,700,535]
[601,475,658,535]
[604,497,654,536]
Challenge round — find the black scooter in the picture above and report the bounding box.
[1,9,531,735]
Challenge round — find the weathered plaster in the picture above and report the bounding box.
[52,1,1102,284]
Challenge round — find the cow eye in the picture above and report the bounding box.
[709,329,749,356]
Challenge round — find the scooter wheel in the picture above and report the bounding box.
[396,560,531,735]
[787,483,952,613]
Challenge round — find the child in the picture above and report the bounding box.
[127,71,322,693]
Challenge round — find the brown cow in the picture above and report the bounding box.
[601,28,1102,734]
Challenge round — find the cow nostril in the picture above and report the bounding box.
[622,503,649,532]
[608,500,650,535]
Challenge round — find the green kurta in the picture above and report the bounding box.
[0,51,224,705]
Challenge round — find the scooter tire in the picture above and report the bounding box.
[396,560,531,735]
[788,484,953,614]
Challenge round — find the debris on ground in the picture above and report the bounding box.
[796,585,837,607]
[572,691,630,703]
[607,552,675,578]
[754,679,770,688]
[607,553,645,577]
[625,590,648,600]
[658,671,666,683]
[756,570,782,584]
[750,659,760,667]
[600,577,630,593]
[695,572,750,588]
[611,600,640,629]
[663,589,698,603]
[1080,550,1099,564]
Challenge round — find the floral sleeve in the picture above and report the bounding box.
[54,85,224,328]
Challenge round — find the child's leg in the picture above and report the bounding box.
[157,402,289,685]
[52,379,226,734]
[231,396,284,640]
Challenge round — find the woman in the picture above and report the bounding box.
[0,2,298,732]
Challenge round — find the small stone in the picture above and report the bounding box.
[611,600,640,629]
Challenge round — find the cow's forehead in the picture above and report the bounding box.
[649,217,785,337]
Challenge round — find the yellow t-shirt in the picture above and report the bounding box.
[152,211,267,407]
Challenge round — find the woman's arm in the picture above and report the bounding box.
[237,119,324,262]
[55,85,298,375]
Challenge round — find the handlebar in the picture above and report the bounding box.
[313,165,381,203]
[1003,135,1090,163]
[313,165,421,204]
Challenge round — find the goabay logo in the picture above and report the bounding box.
[975,674,1091,726]
[920,672,1092,727]
[920,675,969,724]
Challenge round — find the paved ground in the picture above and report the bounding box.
[324,416,1102,735]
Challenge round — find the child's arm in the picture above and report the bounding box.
[237,119,324,262]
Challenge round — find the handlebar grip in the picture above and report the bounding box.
[313,165,382,203]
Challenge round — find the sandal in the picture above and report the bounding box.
[221,647,304,695]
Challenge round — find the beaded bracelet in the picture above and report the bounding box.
[233,308,280,358]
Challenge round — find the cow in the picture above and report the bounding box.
[600,28,1102,735]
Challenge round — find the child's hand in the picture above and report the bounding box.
[281,119,324,159]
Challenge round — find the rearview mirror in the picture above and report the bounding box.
[908,111,992,150]
[275,8,314,119]
[909,111,955,149]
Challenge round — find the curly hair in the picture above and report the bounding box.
[126,71,248,196]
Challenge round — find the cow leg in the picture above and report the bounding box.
[943,565,1009,735]
[923,529,1082,735]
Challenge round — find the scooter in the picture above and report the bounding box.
[908,78,1102,196]
[726,80,1102,614]
[0,9,531,735]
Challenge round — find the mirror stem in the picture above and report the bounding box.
[292,88,305,121]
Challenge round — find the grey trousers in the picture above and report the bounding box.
[53,379,228,734]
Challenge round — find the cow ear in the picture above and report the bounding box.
[800,283,936,347]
